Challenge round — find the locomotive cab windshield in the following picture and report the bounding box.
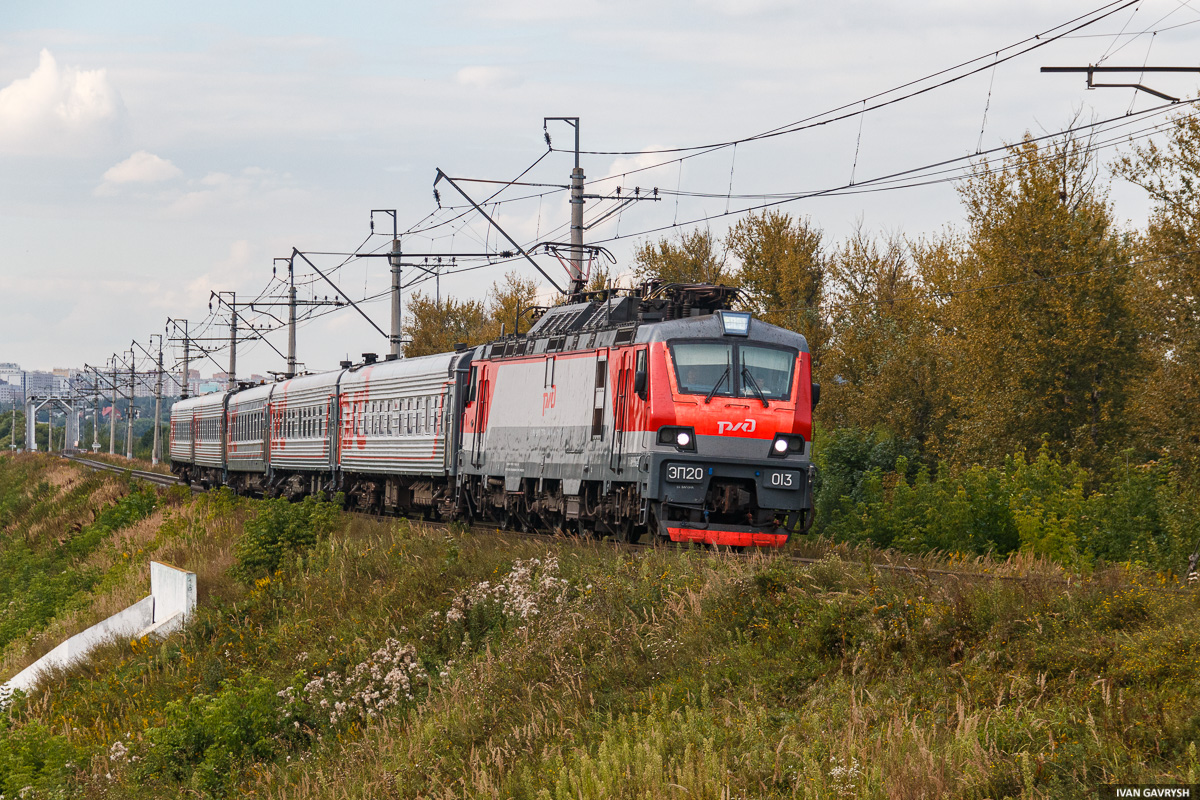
[670,341,797,402]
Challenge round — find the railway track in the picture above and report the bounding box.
[62,453,187,490]
[59,453,1191,594]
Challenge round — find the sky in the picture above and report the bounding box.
[1,0,1197,383]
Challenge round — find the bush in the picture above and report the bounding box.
[0,719,79,797]
[813,431,1200,572]
[138,672,284,797]
[232,495,340,580]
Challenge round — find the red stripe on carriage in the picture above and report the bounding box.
[665,527,788,548]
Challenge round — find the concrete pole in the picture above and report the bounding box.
[567,119,585,298]
[125,351,135,459]
[569,166,585,296]
[152,335,163,465]
[287,263,297,377]
[181,320,190,400]
[64,402,79,451]
[109,365,117,455]
[228,292,237,391]
[92,380,100,452]
[25,398,35,452]
[389,239,402,358]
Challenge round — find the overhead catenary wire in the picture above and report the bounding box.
[648,109,1184,202]
[584,97,1200,248]
[556,0,1136,161]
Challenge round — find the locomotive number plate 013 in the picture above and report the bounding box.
[762,470,801,491]
[665,464,705,483]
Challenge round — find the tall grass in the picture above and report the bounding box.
[0,453,1196,799]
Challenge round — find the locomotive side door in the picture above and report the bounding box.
[609,350,632,473]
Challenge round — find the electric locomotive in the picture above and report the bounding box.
[169,282,819,546]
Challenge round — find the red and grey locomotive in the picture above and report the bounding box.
[169,283,819,546]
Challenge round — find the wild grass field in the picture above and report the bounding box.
[0,452,1196,799]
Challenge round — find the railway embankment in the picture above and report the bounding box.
[0,451,1196,798]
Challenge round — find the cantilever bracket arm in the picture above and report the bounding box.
[1040,65,1200,104]
[434,169,565,295]
[292,248,390,341]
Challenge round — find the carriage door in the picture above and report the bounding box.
[469,365,489,468]
[326,396,338,472]
[189,410,197,463]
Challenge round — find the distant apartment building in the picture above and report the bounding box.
[23,371,56,397]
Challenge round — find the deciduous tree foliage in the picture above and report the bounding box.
[819,229,947,452]
[937,136,1139,470]
[402,271,541,357]
[485,271,541,339]
[632,228,731,285]
[1115,112,1200,476]
[401,294,489,358]
[726,211,829,368]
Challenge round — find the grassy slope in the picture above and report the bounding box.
[0,453,1197,799]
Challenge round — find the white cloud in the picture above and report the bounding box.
[455,66,523,91]
[96,151,182,194]
[0,49,125,156]
[166,166,304,218]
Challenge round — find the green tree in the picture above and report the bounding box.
[632,228,731,285]
[819,228,946,452]
[402,271,542,357]
[726,211,829,367]
[485,271,541,339]
[402,294,490,357]
[940,134,1139,470]
[1114,112,1200,476]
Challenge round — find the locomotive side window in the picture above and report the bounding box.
[468,366,478,402]
[544,357,555,388]
[634,349,648,399]
[592,356,607,439]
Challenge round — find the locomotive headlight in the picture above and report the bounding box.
[769,433,804,458]
[657,426,697,452]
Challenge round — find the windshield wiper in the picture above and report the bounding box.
[704,367,730,404]
[741,366,769,408]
